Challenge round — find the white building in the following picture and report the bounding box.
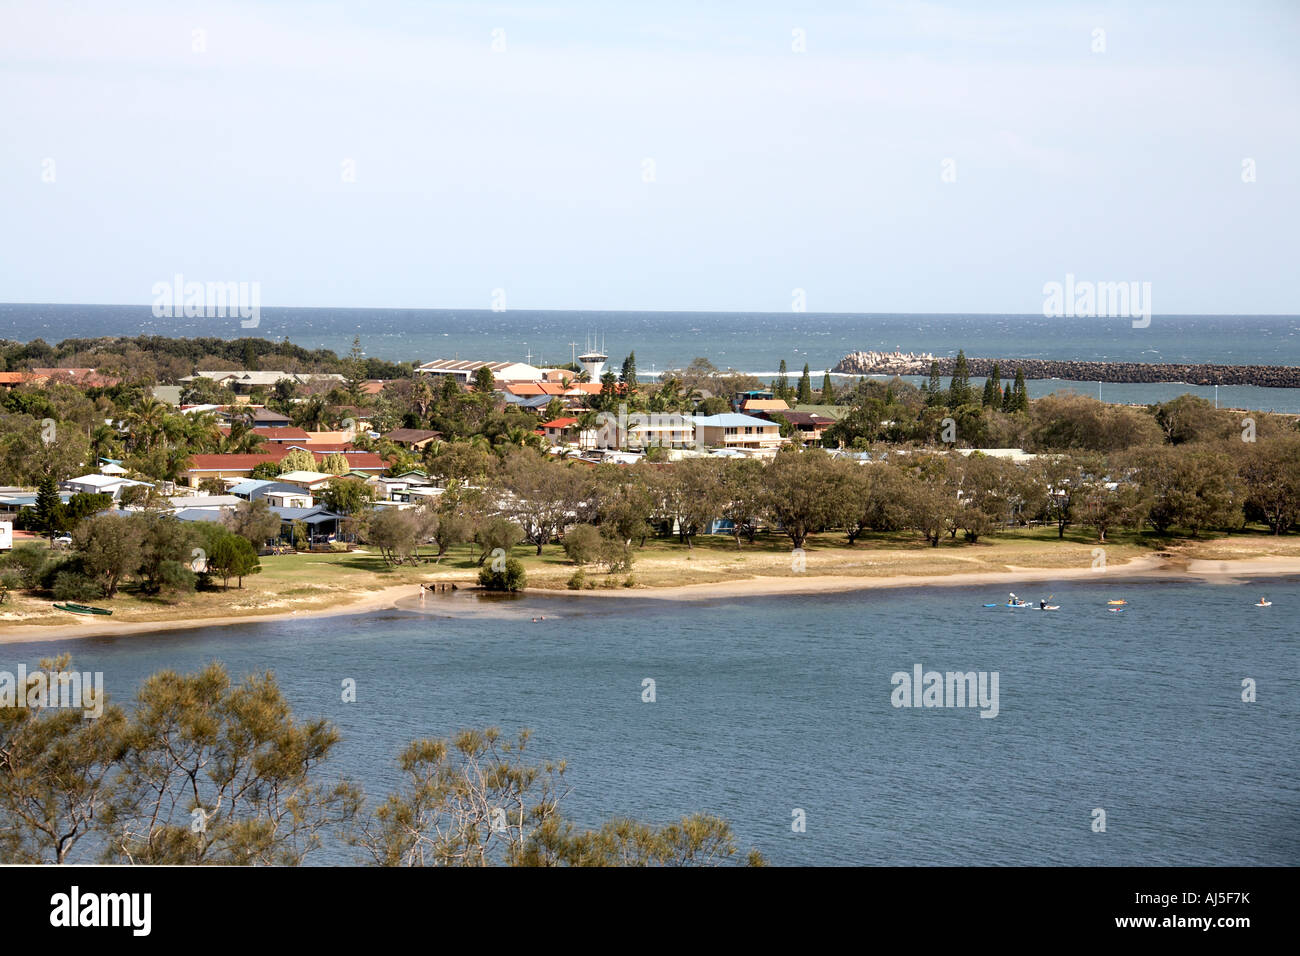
[61,474,154,500]
[415,359,545,384]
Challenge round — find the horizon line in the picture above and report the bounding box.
[2,302,1298,320]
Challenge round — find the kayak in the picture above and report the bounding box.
[1107,607,1127,613]
[1255,601,1272,607]
[1034,605,1061,611]
[1106,600,1127,605]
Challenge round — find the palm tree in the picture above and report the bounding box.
[125,397,168,451]
[88,423,124,464]
[292,395,329,431]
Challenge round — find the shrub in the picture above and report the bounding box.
[566,569,587,590]
[52,571,103,602]
[478,557,527,592]
[598,536,633,573]
[1,543,50,590]
[562,524,602,565]
[623,575,636,588]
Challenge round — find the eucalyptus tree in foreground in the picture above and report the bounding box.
[351,728,763,867]
[0,661,761,866]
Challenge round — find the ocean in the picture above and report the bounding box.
[3,304,1300,411]
[7,577,1297,866]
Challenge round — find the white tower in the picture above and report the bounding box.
[578,333,607,382]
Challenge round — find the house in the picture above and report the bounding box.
[270,506,344,546]
[382,428,443,451]
[415,359,545,384]
[501,381,604,411]
[769,410,834,444]
[182,449,387,487]
[185,453,287,486]
[274,471,339,493]
[691,414,784,452]
[732,389,775,411]
[185,370,345,394]
[167,494,243,511]
[539,417,581,443]
[61,474,154,500]
[502,393,556,414]
[625,414,695,449]
[239,408,294,427]
[227,480,315,508]
[740,398,790,415]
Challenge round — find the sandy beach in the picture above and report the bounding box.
[0,582,419,645]
[2,553,1297,645]
[535,554,1300,601]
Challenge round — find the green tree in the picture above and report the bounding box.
[33,472,65,542]
[320,452,349,475]
[1011,368,1029,412]
[797,363,813,405]
[982,363,1002,408]
[278,448,318,474]
[925,361,944,407]
[367,508,421,566]
[948,350,973,408]
[223,499,281,549]
[73,513,145,597]
[562,524,602,565]
[478,557,526,591]
[472,365,495,395]
[0,654,128,863]
[103,663,361,864]
[820,372,835,404]
[208,534,261,588]
[762,448,845,550]
[318,478,374,516]
[620,353,638,392]
[775,360,790,403]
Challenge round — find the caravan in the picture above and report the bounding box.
[0,520,11,552]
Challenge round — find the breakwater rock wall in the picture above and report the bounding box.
[831,352,1300,388]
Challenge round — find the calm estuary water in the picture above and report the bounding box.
[5,576,1296,866]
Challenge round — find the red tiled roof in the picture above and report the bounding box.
[540,417,579,428]
[187,453,285,472]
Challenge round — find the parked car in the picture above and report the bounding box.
[53,534,73,546]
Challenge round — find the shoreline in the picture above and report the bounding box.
[1,554,1297,645]
[532,554,1300,601]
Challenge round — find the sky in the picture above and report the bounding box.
[1,0,1298,314]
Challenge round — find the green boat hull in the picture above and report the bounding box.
[53,603,113,616]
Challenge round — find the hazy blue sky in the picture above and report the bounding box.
[2,0,1297,313]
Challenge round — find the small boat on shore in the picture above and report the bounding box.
[53,602,113,616]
